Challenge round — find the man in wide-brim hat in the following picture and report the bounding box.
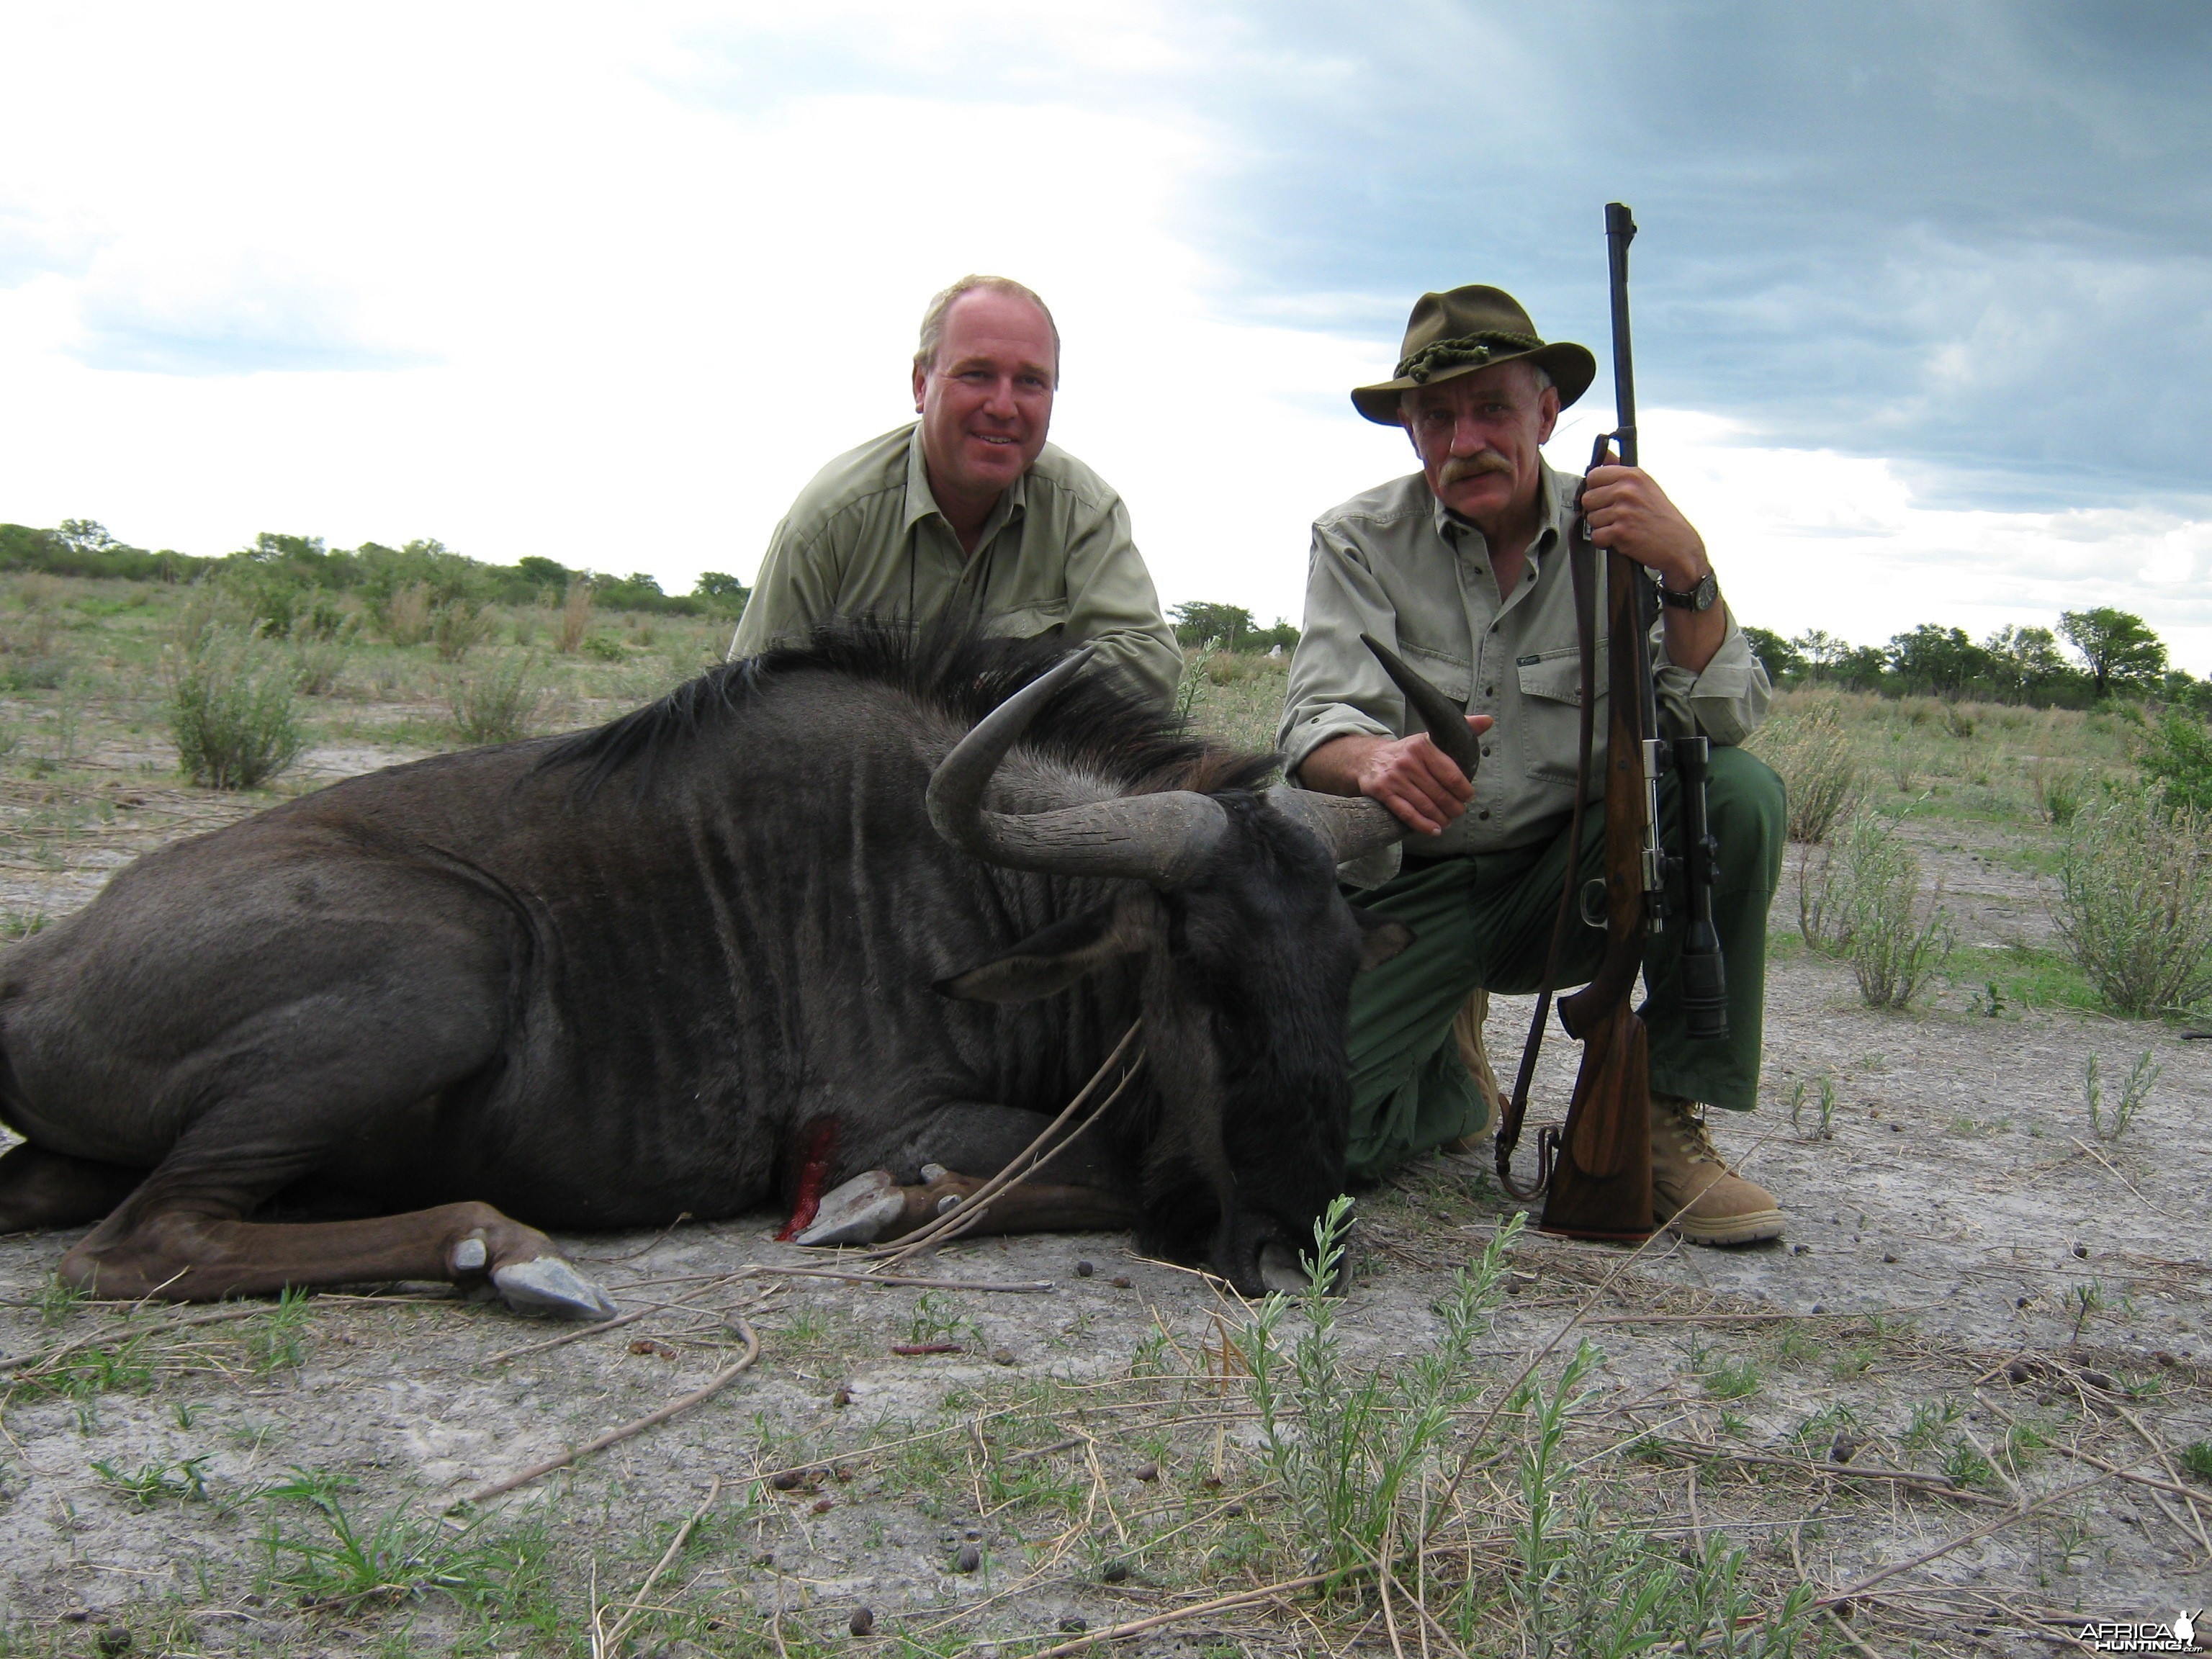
[1277,284,1789,1245]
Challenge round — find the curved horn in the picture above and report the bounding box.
[927,647,1228,886]
[1265,783,1406,864]
[1361,633,1481,779]
[1268,641,1479,865]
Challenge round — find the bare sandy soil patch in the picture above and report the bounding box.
[1,728,2207,1658]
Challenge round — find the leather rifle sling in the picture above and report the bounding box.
[1494,460,1604,1200]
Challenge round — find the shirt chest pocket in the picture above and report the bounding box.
[1515,642,1604,784]
[979,598,1071,639]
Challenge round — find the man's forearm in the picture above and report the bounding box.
[1659,590,1726,675]
[1298,733,1382,796]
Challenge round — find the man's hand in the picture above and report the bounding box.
[1300,716,1494,836]
[1580,464,1707,590]
[1582,461,1726,675]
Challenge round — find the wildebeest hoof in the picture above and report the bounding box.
[796,1171,905,1246]
[451,1233,489,1274]
[920,1164,949,1183]
[935,1193,962,1217]
[491,1256,617,1321]
[1258,1241,1310,1295]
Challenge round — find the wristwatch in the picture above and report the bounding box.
[1659,569,1719,611]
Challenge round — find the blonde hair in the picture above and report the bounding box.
[915,275,1061,383]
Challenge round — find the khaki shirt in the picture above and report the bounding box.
[1278,459,1770,860]
[731,423,1184,706]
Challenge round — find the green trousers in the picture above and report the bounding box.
[1344,745,1786,1181]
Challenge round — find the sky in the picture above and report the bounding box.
[1,1,2208,670]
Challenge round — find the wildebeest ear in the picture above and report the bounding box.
[934,902,1143,1004]
[1352,909,1415,971]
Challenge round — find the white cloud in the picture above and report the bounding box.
[0,4,2206,674]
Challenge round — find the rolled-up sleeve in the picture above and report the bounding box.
[1059,493,1184,709]
[1653,606,1772,747]
[1277,518,1406,777]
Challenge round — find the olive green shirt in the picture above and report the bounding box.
[1278,459,1771,862]
[730,423,1184,706]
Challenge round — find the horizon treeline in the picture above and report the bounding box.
[0,519,750,622]
[5,517,2208,719]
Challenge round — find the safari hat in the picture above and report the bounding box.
[1351,285,1596,425]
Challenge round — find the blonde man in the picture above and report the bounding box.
[730,276,1182,704]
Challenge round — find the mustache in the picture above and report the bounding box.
[1439,452,1514,486]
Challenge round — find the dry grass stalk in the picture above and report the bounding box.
[557,581,595,653]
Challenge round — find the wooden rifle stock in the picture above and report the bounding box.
[1546,544,1658,1242]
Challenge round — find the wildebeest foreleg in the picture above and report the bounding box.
[58,1199,615,1318]
[0,1143,143,1232]
[796,1101,1135,1246]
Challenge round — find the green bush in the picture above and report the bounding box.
[1797,810,1954,1007]
[2056,789,2212,1017]
[449,655,545,746]
[1748,695,1859,843]
[2140,709,2212,815]
[431,598,494,662]
[171,635,305,789]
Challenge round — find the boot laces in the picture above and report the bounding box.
[1657,1097,1729,1169]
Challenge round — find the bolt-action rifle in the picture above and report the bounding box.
[1494,202,1730,1241]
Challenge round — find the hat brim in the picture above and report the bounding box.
[1351,340,1597,426]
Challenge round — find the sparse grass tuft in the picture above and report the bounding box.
[2056,789,2212,1017]
[1750,693,1860,842]
[2083,1050,2160,1141]
[1801,809,1955,1007]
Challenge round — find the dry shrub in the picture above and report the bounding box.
[431,599,493,662]
[556,583,595,654]
[1205,651,1278,686]
[383,583,434,647]
[1749,695,1859,843]
[448,655,546,746]
[171,633,305,790]
[292,638,349,696]
[1797,809,1954,1008]
[2056,789,2212,1017]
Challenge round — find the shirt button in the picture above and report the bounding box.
[1485,686,1494,696]
[1481,746,1492,757]
[1478,809,1491,820]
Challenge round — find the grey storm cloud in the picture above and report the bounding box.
[680,0,2211,514]
[1176,1,2212,511]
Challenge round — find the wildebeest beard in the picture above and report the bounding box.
[0,618,1416,1309]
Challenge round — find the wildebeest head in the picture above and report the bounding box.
[929,650,1433,1296]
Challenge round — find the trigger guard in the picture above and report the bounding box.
[1579,877,1609,930]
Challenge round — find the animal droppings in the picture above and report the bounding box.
[1133,1462,1159,1483]
[811,1496,833,1514]
[1881,1251,1898,1264]
[1110,1276,1132,1289]
[1059,1617,1088,1633]
[954,1543,981,1573]
[850,1606,875,1636]
[2072,1242,2090,1258]
[1074,1259,1094,1277]
[832,1386,852,1406]
[770,1470,802,1491]
[891,1341,964,1357]
[1101,1560,1130,1583]
[992,1347,1017,1366]
[96,1631,133,1658]
[628,1338,677,1359]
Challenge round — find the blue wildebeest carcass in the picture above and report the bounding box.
[0,624,1444,1314]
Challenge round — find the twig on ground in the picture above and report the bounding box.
[593,1475,720,1658]
[2068,1137,2153,1208]
[460,1314,760,1506]
[478,1304,655,1367]
[742,1264,1054,1293]
[1815,1478,2105,1606]
[2,1303,269,1376]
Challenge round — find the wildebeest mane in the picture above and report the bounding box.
[540,617,1277,801]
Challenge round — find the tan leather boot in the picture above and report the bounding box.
[1649,1094,1784,1245]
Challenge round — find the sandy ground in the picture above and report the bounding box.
[0,758,2207,1656]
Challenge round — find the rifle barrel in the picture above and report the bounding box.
[1604,202,1638,469]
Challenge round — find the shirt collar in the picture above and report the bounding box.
[902,421,1029,539]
